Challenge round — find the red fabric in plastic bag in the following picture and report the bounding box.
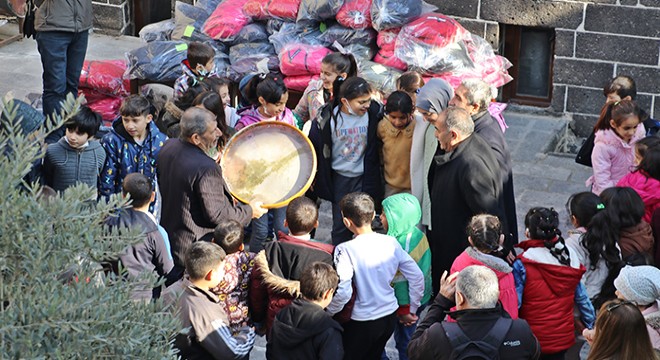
[399,13,468,48]
[79,60,130,97]
[269,0,301,20]
[279,44,332,76]
[377,28,399,50]
[203,0,251,41]
[336,0,372,29]
[79,89,122,125]
[374,48,407,71]
[284,75,320,92]
[243,0,268,19]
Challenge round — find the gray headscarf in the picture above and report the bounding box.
[415,78,454,114]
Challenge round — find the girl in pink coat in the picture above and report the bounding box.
[617,136,660,223]
[450,214,518,319]
[587,100,645,195]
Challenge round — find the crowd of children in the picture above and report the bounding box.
[7,39,660,360]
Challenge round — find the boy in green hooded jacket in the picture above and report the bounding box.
[380,193,432,360]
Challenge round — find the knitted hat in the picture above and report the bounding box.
[614,265,660,306]
[1,99,45,135]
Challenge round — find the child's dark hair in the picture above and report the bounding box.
[242,73,288,105]
[323,52,357,81]
[466,214,502,254]
[593,99,640,132]
[396,71,425,93]
[120,95,152,118]
[385,91,414,115]
[339,192,375,228]
[185,241,226,281]
[192,91,229,148]
[331,76,372,114]
[603,75,636,100]
[65,106,101,137]
[213,219,244,255]
[122,172,153,208]
[187,41,215,70]
[285,196,319,236]
[525,207,571,266]
[635,136,660,180]
[566,192,602,229]
[299,262,339,302]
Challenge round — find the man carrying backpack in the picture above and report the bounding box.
[408,265,540,360]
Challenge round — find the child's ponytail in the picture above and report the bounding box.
[525,207,571,266]
[593,99,640,131]
[467,214,504,255]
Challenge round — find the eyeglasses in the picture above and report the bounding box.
[606,300,636,312]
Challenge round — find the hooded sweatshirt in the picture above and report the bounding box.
[617,170,660,223]
[411,78,453,228]
[382,193,432,314]
[267,298,343,360]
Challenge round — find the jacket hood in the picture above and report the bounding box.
[620,222,654,249]
[111,117,161,144]
[516,240,585,297]
[271,299,342,348]
[57,137,103,152]
[416,78,453,114]
[618,171,660,206]
[466,247,512,275]
[382,193,422,238]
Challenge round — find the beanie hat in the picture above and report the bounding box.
[614,265,660,306]
[1,99,45,135]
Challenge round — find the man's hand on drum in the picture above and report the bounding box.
[249,201,268,219]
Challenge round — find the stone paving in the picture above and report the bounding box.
[0,26,590,359]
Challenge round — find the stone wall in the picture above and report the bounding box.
[429,0,660,136]
[92,0,132,36]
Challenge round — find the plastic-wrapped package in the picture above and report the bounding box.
[195,0,223,13]
[297,0,344,22]
[229,42,276,64]
[202,0,252,41]
[371,0,422,31]
[139,19,175,42]
[171,1,211,41]
[243,0,269,20]
[266,18,287,34]
[336,0,371,29]
[319,23,376,47]
[376,27,399,50]
[268,0,302,20]
[269,21,329,53]
[373,48,407,71]
[80,89,122,124]
[343,43,377,63]
[227,56,280,82]
[284,75,320,92]
[125,41,187,82]
[233,23,270,44]
[279,43,332,76]
[358,60,402,96]
[395,13,472,73]
[79,60,130,97]
[464,34,513,87]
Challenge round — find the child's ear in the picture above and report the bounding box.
[499,234,505,245]
[258,96,267,107]
[146,114,153,123]
[371,211,376,221]
[150,191,155,203]
[467,236,474,247]
[283,219,289,229]
[322,288,334,301]
[342,217,352,229]
[239,243,245,251]
[623,95,633,101]
[314,220,319,229]
[204,269,213,281]
[524,228,530,238]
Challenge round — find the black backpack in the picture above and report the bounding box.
[440,317,513,360]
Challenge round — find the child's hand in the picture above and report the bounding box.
[398,313,418,326]
[582,328,595,346]
[249,201,268,219]
[439,271,458,300]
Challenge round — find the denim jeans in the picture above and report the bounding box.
[36,30,89,143]
[250,206,287,253]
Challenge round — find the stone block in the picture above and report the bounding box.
[576,32,660,65]
[635,94,653,117]
[93,4,126,32]
[108,0,126,5]
[481,0,584,29]
[571,114,599,137]
[456,18,485,38]
[620,0,638,4]
[585,4,660,38]
[641,0,660,7]
[654,96,660,119]
[426,0,479,19]
[566,87,603,115]
[551,85,567,113]
[568,0,615,3]
[617,65,660,93]
[554,58,614,88]
[485,23,499,49]
[555,30,574,57]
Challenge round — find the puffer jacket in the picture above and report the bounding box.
[617,170,660,223]
[35,0,94,33]
[43,138,106,192]
[382,193,432,314]
[587,126,645,195]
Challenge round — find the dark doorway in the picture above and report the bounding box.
[501,25,555,107]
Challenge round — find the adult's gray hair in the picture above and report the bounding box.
[462,79,492,112]
[445,107,474,138]
[456,265,500,308]
[180,107,215,139]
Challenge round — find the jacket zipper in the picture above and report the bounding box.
[73,0,79,32]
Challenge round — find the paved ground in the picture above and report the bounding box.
[0,24,590,359]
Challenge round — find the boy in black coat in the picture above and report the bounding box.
[267,262,343,360]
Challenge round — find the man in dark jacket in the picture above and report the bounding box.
[429,107,506,292]
[35,0,94,143]
[449,79,518,251]
[157,107,266,279]
[267,262,343,360]
[408,266,540,360]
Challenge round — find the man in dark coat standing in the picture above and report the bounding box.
[449,79,518,254]
[429,107,506,292]
[157,107,266,279]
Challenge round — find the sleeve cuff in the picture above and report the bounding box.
[397,305,410,316]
